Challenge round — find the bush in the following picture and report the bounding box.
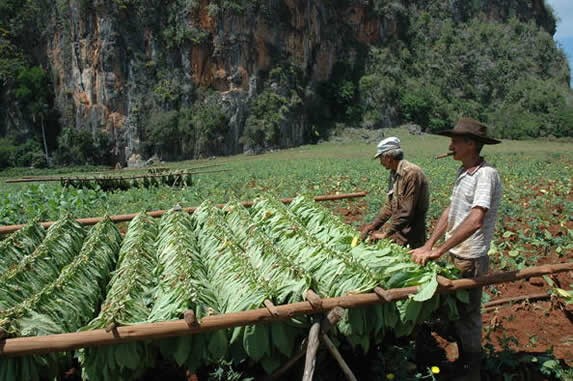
[241,91,289,150]
[0,138,47,169]
[0,138,17,169]
[143,110,181,160]
[144,94,228,160]
[188,96,228,158]
[53,128,114,166]
[487,77,571,139]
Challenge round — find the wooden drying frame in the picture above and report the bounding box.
[0,262,570,357]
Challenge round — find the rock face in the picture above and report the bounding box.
[44,0,554,161]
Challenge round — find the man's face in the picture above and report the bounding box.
[378,154,391,170]
[449,136,475,160]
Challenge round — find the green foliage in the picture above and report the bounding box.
[360,7,572,137]
[488,77,572,138]
[242,66,305,149]
[400,82,449,132]
[144,94,228,160]
[53,128,114,166]
[0,31,25,86]
[0,138,45,169]
[14,140,46,168]
[144,110,181,160]
[0,138,17,168]
[0,183,108,225]
[14,66,51,143]
[241,91,289,149]
[206,0,255,16]
[187,95,228,158]
[162,0,208,48]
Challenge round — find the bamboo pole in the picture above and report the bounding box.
[0,192,368,234]
[1,262,571,357]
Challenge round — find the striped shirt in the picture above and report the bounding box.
[446,161,502,259]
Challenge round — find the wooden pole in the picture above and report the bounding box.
[0,192,368,234]
[1,262,571,357]
[302,322,321,381]
[269,307,345,381]
[320,334,358,381]
[482,292,550,312]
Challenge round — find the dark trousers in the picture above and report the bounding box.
[450,255,489,381]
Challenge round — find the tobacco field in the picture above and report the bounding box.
[0,128,572,380]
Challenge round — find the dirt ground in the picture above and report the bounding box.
[333,198,573,373]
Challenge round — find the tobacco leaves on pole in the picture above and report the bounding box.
[79,213,159,381]
[0,195,468,380]
[0,218,121,381]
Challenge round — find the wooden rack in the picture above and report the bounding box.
[1,262,570,357]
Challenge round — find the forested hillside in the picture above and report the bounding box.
[0,0,571,168]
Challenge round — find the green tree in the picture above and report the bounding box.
[242,91,289,150]
[54,128,114,165]
[359,6,572,137]
[188,98,228,159]
[14,66,51,164]
[143,110,181,160]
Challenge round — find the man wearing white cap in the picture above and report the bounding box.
[359,136,429,248]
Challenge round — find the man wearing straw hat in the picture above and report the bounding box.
[410,117,502,381]
[359,136,429,249]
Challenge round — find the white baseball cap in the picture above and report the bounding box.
[374,137,401,159]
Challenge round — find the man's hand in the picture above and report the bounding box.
[369,231,387,241]
[359,224,374,241]
[410,245,442,266]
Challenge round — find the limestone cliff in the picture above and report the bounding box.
[40,0,556,161]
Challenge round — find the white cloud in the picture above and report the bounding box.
[546,0,573,38]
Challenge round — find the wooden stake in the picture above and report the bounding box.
[268,307,345,381]
[482,292,550,312]
[183,310,199,328]
[302,322,321,381]
[104,322,119,338]
[374,287,392,302]
[320,334,358,381]
[264,300,280,317]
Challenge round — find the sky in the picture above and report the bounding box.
[546,0,573,82]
